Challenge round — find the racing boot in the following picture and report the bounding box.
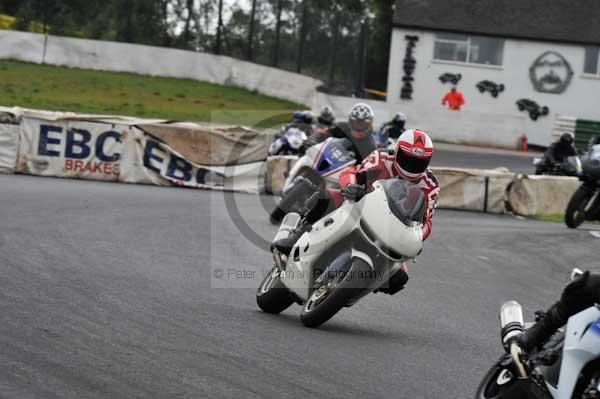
[375,268,409,295]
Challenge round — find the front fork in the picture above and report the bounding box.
[583,188,600,214]
[580,184,600,217]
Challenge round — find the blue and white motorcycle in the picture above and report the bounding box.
[268,127,308,156]
[269,137,356,224]
[475,269,600,399]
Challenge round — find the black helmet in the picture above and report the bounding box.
[318,106,335,125]
[392,112,407,125]
[559,132,574,145]
[301,111,314,125]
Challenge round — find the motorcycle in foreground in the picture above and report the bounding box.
[565,145,600,228]
[257,179,425,327]
[269,137,356,224]
[475,269,600,399]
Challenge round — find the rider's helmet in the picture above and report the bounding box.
[284,127,307,150]
[348,103,374,139]
[391,112,407,127]
[559,132,574,146]
[291,111,304,122]
[393,129,434,180]
[318,106,335,125]
[300,111,314,125]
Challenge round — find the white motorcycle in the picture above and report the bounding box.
[475,269,600,399]
[257,179,425,328]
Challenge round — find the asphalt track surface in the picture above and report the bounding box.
[432,148,537,174]
[1,174,599,399]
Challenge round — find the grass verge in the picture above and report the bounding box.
[0,60,304,126]
[534,214,564,223]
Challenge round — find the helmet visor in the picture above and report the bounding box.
[350,119,372,137]
[397,151,430,174]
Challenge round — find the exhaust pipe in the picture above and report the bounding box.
[500,300,524,347]
[500,301,528,378]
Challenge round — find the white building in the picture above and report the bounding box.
[384,0,600,148]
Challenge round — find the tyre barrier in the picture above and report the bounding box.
[507,175,579,217]
[264,155,298,195]
[430,167,515,214]
[0,106,581,218]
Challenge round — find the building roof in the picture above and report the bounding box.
[393,0,600,46]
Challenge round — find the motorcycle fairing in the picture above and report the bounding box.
[279,179,423,301]
[311,138,355,177]
[282,138,356,192]
[554,306,600,398]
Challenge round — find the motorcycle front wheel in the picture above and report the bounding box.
[565,187,593,229]
[475,356,527,399]
[300,258,372,328]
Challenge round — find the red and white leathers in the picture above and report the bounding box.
[335,148,440,241]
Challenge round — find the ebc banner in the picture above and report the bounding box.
[17,117,130,181]
[127,129,263,193]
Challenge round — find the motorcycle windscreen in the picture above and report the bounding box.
[380,179,426,226]
[315,138,355,174]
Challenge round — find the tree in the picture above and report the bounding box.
[5,0,395,94]
[214,0,224,54]
[366,0,395,91]
[182,0,195,47]
[246,0,258,60]
[0,0,21,14]
[271,0,284,66]
[296,0,308,73]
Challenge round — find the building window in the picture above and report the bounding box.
[433,33,504,66]
[584,47,600,74]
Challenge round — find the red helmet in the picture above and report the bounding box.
[394,129,433,180]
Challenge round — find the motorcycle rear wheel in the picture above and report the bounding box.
[565,187,592,229]
[256,267,294,314]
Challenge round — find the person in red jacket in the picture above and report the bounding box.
[338,129,439,241]
[274,129,439,295]
[442,87,465,110]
